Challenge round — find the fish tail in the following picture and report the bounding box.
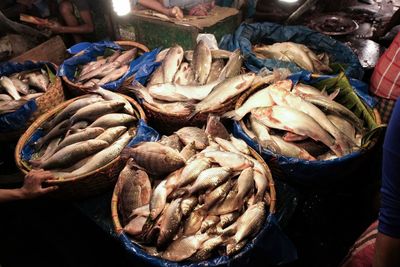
[328,88,340,100]
[222,110,243,121]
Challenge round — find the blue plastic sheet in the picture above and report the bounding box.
[219,22,364,80]
[232,73,377,186]
[0,61,54,132]
[58,41,160,91]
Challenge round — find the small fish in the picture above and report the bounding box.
[173,62,194,86]
[176,127,209,150]
[179,141,197,162]
[147,66,164,86]
[206,59,225,84]
[178,157,212,188]
[156,48,170,62]
[131,204,150,218]
[0,76,20,100]
[180,196,198,217]
[124,216,147,236]
[115,48,138,65]
[200,215,220,233]
[219,212,240,228]
[235,167,254,205]
[188,167,232,195]
[219,49,242,79]
[35,119,71,150]
[230,136,250,155]
[97,65,129,85]
[0,94,13,101]
[192,40,212,85]
[149,180,168,220]
[226,239,247,256]
[183,208,206,235]
[157,198,183,248]
[159,134,182,151]
[78,61,120,82]
[162,45,184,83]
[202,179,234,210]
[95,126,127,144]
[79,58,107,78]
[190,235,224,261]
[90,87,134,115]
[162,234,209,262]
[10,77,29,95]
[203,151,253,171]
[55,127,105,152]
[205,115,230,140]
[270,135,316,160]
[23,71,49,92]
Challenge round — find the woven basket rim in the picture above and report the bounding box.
[61,40,150,90]
[14,93,146,185]
[111,146,276,235]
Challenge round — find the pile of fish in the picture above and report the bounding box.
[224,80,364,160]
[129,42,256,117]
[253,42,332,74]
[73,48,138,87]
[117,117,272,262]
[28,87,137,178]
[0,69,49,115]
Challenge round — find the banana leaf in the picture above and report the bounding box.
[45,64,56,84]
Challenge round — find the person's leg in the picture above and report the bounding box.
[58,0,82,43]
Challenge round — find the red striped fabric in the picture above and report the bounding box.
[370,32,400,100]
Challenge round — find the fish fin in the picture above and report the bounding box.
[328,88,340,100]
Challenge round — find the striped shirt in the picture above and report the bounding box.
[370,32,400,100]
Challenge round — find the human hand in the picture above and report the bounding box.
[43,21,63,33]
[20,169,58,199]
[168,6,184,20]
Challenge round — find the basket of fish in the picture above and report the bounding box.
[14,88,153,198]
[111,124,277,265]
[59,40,150,96]
[0,61,65,141]
[128,41,256,133]
[227,72,383,186]
[220,22,363,79]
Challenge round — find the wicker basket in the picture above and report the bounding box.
[14,93,146,199]
[112,146,276,233]
[62,41,150,97]
[0,63,65,142]
[235,81,383,187]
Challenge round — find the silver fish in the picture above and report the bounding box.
[271,135,316,160]
[149,180,167,220]
[78,61,120,82]
[188,167,232,195]
[148,66,164,86]
[206,59,225,84]
[0,76,20,100]
[23,71,49,92]
[178,157,212,188]
[191,235,224,261]
[205,115,230,140]
[115,48,137,65]
[203,179,234,210]
[159,134,182,151]
[162,234,209,262]
[180,196,198,217]
[179,141,197,162]
[95,126,127,144]
[89,113,136,128]
[55,127,105,152]
[97,65,129,85]
[192,40,212,85]
[203,151,253,171]
[162,45,184,83]
[124,216,147,236]
[35,119,71,149]
[157,198,183,248]
[90,87,134,115]
[70,101,125,123]
[219,49,242,79]
[79,58,107,78]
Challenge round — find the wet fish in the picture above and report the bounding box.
[220,212,240,228]
[235,167,254,204]
[156,48,170,62]
[185,49,232,62]
[37,136,62,162]
[165,169,183,195]
[271,135,316,160]
[95,126,127,144]
[79,58,107,78]
[69,121,89,132]
[191,73,256,116]
[23,71,49,92]
[209,183,239,215]
[206,59,225,84]
[173,62,194,86]
[159,134,182,151]
[0,76,20,100]
[176,127,209,150]
[203,179,234,210]
[180,141,197,162]
[89,113,136,128]
[205,115,230,140]
[32,139,109,169]
[82,79,100,87]
[35,119,71,149]
[0,94,13,101]
[157,198,183,248]
[200,215,220,233]
[55,127,104,152]
[90,87,135,115]
[226,239,247,256]
[147,66,164,86]
[149,180,168,220]
[131,204,150,217]
[98,65,129,85]
[178,157,212,188]
[115,48,137,65]
[184,208,206,235]
[10,77,29,95]
[162,45,184,83]
[106,50,122,63]
[327,114,358,145]
[70,101,125,123]
[203,151,253,171]
[124,142,185,175]
[78,61,120,82]
[192,40,212,85]
[230,136,250,155]
[219,49,242,79]
[180,196,198,217]
[214,137,242,154]
[248,115,279,152]
[124,216,147,236]
[162,234,208,262]
[188,167,232,195]
[190,235,224,261]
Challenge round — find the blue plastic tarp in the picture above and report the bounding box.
[219,22,364,80]
[58,41,160,90]
[0,61,54,132]
[232,72,377,186]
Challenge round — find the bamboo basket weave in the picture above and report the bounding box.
[235,82,383,185]
[0,63,65,142]
[111,146,276,237]
[14,93,146,199]
[62,41,150,97]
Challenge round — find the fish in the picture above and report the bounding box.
[192,40,212,85]
[97,65,129,85]
[0,100,27,114]
[70,101,125,123]
[45,94,104,129]
[202,151,253,171]
[162,45,184,83]
[147,66,164,86]
[175,127,209,150]
[162,234,209,262]
[282,132,308,142]
[95,126,127,144]
[79,58,107,78]
[179,141,197,162]
[191,73,256,116]
[0,94,13,101]
[214,137,242,154]
[223,80,290,120]
[157,198,183,248]
[219,49,242,79]
[32,139,109,169]
[205,115,230,140]
[119,159,151,223]
[149,180,168,220]
[206,59,225,84]
[188,167,232,195]
[226,239,247,256]
[68,121,89,133]
[178,157,212,188]
[36,136,62,162]
[156,48,170,62]
[190,235,224,261]
[200,215,220,233]
[23,71,49,91]
[327,114,358,145]
[78,61,120,82]
[203,179,234,210]
[271,135,316,160]
[35,119,71,150]
[124,216,147,236]
[251,106,342,156]
[173,62,194,86]
[183,208,206,235]
[165,168,183,195]
[89,113,137,128]
[106,50,122,63]
[297,43,332,73]
[115,48,138,65]
[57,128,104,152]
[235,167,254,205]
[68,131,132,177]
[90,87,135,115]
[82,79,100,87]
[124,142,185,175]
[248,114,279,152]
[230,136,250,155]
[159,134,182,151]
[0,76,21,100]
[209,183,239,215]
[185,49,233,62]
[131,204,150,218]
[180,196,198,217]
[10,77,29,95]
[220,212,240,228]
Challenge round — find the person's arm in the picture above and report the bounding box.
[136,0,183,19]
[0,169,58,203]
[374,233,400,267]
[46,9,94,34]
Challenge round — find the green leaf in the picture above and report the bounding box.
[361,125,386,148]
[45,64,56,84]
[311,72,378,131]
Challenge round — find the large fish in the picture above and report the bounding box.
[70,101,125,123]
[55,127,104,152]
[35,119,71,150]
[251,106,342,156]
[219,49,242,79]
[162,45,184,83]
[89,113,136,128]
[157,198,183,248]
[0,76,20,100]
[192,40,212,85]
[191,73,256,116]
[97,65,129,85]
[10,77,29,95]
[271,135,316,160]
[95,126,127,144]
[90,87,135,115]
